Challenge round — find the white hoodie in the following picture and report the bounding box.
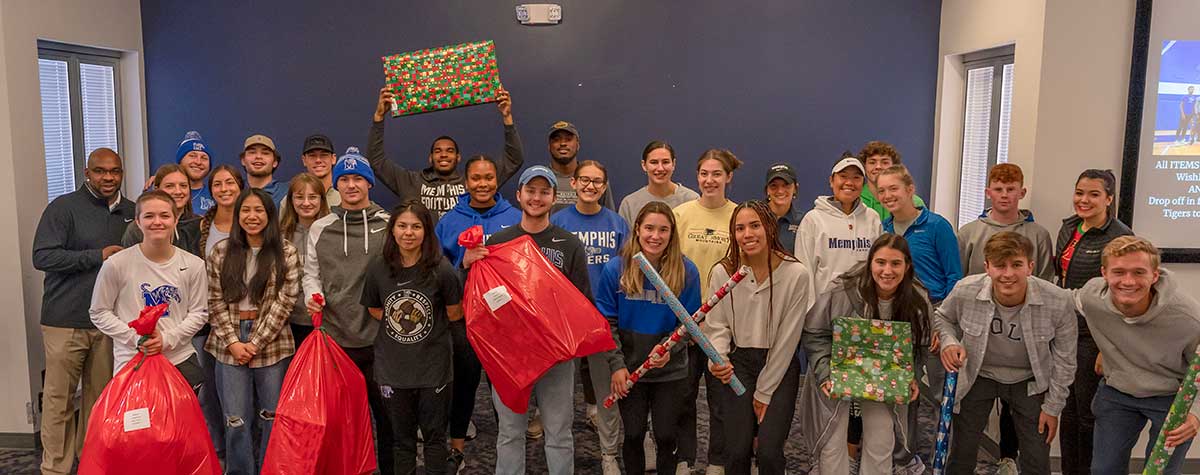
[795,197,883,296]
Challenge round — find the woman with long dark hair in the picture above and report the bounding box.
[362,200,463,475]
[205,188,300,475]
[800,233,932,475]
[597,201,701,474]
[703,200,811,475]
[1054,169,1133,474]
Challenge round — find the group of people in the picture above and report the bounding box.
[30,84,1200,475]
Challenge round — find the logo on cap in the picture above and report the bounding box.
[192,143,205,151]
[552,121,571,129]
[344,158,359,169]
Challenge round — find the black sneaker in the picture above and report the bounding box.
[447,448,466,474]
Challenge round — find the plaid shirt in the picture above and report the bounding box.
[932,274,1078,416]
[205,238,300,368]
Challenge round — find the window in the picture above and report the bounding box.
[37,41,122,202]
[957,46,1015,226]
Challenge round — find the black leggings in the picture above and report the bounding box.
[449,321,482,439]
[722,348,801,475]
[678,344,727,466]
[381,385,451,474]
[619,377,688,474]
[343,346,394,475]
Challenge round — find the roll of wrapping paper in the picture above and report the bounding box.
[932,371,958,475]
[1143,344,1200,474]
[631,252,747,397]
[602,265,751,408]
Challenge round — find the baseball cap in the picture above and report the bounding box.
[302,134,334,155]
[548,121,579,139]
[518,165,558,189]
[765,163,797,185]
[243,134,277,153]
[831,157,865,175]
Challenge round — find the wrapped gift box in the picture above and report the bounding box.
[382,40,502,117]
[829,317,914,404]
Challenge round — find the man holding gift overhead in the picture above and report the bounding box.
[934,231,1076,474]
[1075,236,1200,475]
[367,86,524,218]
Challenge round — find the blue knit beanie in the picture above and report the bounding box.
[332,147,376,190]
[175,131,209,163]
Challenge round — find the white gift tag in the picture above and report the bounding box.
[483,286,513,312]
[123,407,151,432]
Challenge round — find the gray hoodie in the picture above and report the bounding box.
[957,209,1054,281]
[1075,269,1200,419]
[302,203,391,348]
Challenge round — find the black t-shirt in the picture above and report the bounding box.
[486,223,592,301]
[361,256,463,389]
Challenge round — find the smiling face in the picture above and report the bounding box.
[733,208,767,259]
[830,167,865,205]
[466,160,498,207]
[766,178,797,210]
[987,180,1026,215]
[643,148,675,186]
[548,131,579,165]
[637,212,673,260]
[85,152,123,198]
[210,169,242,208]
[1073,177,1112,222]
[876,173,914,213]
[697,159,732,200]
[1101,251,1160,312]
[302,150,336,179]
[238,193,268,238]
[863,154,894,185]
[180,151,210,183]
[571,164,607,206]
[517,177,555,219]
[291,183,323,220]
[429,138,460,175]
[392,210,425,254]
[241,144,278,178]
[137,197,177,242]
[157,171,191,214]
[337,174,371,208]
[985,255,1032,304]
[870,247,908,296]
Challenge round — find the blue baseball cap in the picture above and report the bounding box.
[518,165,558,189]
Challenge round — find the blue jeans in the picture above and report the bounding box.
[192,332,224,456]
[1091,381,1194,475]
[492,360,575,475]
[214,320,290,475]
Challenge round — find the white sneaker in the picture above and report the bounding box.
[675,461,691,475]
[995,457,1018,475]
[601,454,621,475]
[705,465,725,475]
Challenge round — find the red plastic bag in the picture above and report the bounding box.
[460,226,616,413]
[79,304,220,475]
[262,294,377,475]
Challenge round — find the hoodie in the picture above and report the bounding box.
[366,119,525,218]
[795,197,883,296]
[302,202,391,348]
[1076,270,1200,420]
[957,209,1055,281]
[883,207,963,302]
[434,193,521,268]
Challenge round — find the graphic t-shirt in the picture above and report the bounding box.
[361,257,463,389]
[673,199,737,290]
[191,185,214,215]
[979,301,1033,384]
[550,206,629,294]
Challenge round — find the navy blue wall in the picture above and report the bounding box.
[142,0,940,208]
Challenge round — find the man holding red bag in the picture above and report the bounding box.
[464,166,621,475]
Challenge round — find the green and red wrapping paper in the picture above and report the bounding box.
[829,317,914,404]
[1144,344,1200,474]
[382,40,502,117]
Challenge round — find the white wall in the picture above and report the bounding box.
[0,0,146,436]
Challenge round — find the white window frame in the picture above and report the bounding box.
[957,46,1015,225]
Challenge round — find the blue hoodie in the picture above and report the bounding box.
[882,206,962,302]
[434,193,521,268]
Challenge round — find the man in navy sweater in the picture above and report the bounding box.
[32,148,134,475]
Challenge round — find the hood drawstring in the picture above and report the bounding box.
[361,209,369,254]
[338,208,376,256]
[341,210,349,256]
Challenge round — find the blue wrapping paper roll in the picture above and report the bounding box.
[932,371,958,475]
[632,252,746,396]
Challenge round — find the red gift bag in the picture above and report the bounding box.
[459,226,616,413]
[262,295,377,475]
[79,304,220,475]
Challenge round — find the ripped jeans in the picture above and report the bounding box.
[214,320,290,475]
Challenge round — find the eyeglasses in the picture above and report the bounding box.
[576,177,607,187]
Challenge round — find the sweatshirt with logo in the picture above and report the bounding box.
[302,203,392,348]
[795,197,883,296]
